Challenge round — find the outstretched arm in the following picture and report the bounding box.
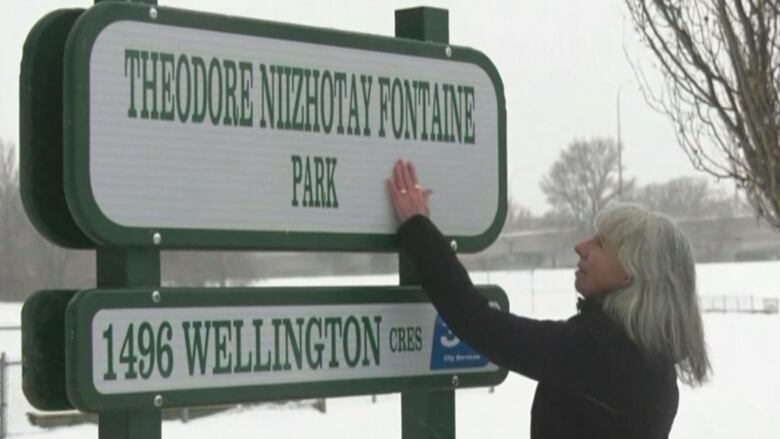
[387,160,602,393]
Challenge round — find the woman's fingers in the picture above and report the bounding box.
[422,188,433,204]
[400,159,416,190]
[392,160,406,192]
[408,161,420,188]
[387,171,412,223]
[387,159,432,224]
[405,161,423,206]
[386,178,400,210]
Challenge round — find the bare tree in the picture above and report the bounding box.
[503,203,536,232]
[541,138,633,231]
[625,0,780,229]
[0,141,25,297]
[0,141,92,299]
[633,176,735,219]
[0,141,18,213]
[162,251,264,287]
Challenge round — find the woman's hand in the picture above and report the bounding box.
[386,159,432,225]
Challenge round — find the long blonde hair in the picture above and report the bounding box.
[597,204,711,386]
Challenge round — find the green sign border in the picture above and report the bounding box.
[63,2,507,252]
[20,8,93,249]
[65,285,509,412]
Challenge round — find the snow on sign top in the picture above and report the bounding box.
[63,2,506,251]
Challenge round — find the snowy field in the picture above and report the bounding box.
[1,261,779,438]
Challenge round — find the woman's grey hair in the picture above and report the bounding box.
[596,203,711,386]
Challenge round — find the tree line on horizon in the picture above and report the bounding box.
[0,136,757,301]
[504,137,751,235]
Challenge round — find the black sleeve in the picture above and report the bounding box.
[398,215,602,392]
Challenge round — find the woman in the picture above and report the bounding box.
[386,159,710,438]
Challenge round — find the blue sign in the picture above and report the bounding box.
[429,316,490,370]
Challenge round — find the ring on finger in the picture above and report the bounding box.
[400,189,407,194]
[414,184,422,190]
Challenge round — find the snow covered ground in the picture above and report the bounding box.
[1,261,778,438]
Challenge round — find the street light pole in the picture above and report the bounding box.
[617,91,623,199]
[616,81,632,200]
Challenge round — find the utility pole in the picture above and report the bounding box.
[616,81,632,199]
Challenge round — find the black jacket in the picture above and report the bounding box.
[399,215,678,438]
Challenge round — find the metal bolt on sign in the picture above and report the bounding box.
[451,375,460,387]
[153,395,163,408]
[149,7,158,20]
[152,232,162,246]
[450,240,458,251]
[151,290,161,303]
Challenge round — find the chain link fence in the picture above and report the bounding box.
[700,295,779,314]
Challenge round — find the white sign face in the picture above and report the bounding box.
[91,303,498,394]
[82,19,502,240]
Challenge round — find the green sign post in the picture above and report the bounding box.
[94,248,163,438]
[395,10,458,439]
[20,1,508,438]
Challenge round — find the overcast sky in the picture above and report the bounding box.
[2,0,713,214]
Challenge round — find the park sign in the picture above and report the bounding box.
[61,2,506,251]
[65,286,509,412]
